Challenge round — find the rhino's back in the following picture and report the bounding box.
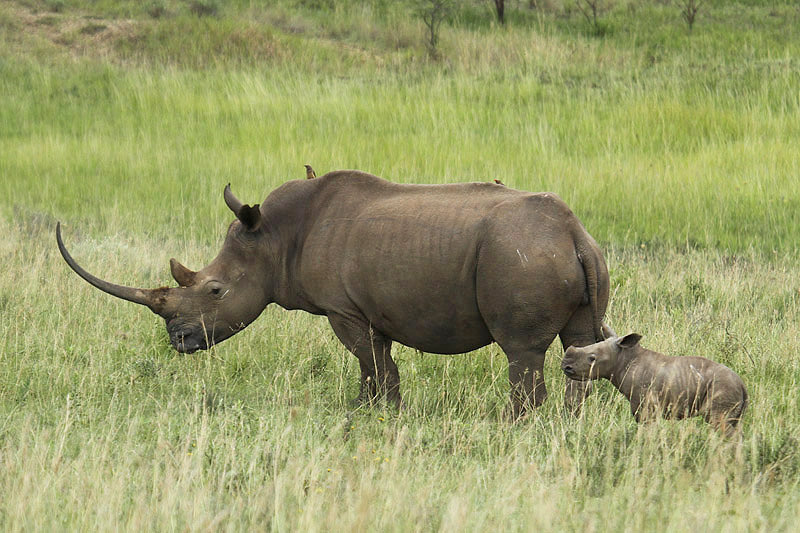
[299,170,576,277]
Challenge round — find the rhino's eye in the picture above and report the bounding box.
[207,282,225,298]
[587,354,597,364]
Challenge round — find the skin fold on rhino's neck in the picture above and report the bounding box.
[255,192,322,315]
[607,348,646,400]
[269,239,315,313]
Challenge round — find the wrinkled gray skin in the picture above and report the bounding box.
[561,324,748,433]
[57,170,609,417]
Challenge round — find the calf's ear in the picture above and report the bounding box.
[617,333,642,349]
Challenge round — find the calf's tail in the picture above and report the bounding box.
[735,386,749,424]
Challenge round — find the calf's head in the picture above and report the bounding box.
[561,329,642,381]
[57,185,271,353]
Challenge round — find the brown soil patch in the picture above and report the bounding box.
[4,1,139,62]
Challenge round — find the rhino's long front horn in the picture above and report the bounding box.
[56,223,166,314]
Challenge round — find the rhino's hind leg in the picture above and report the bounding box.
[508,352,546,419]
[496,341,551,420]
[327,313,402,409]
[485,321,558,419]
[706,398,748,436]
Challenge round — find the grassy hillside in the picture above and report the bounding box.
[1,0,800,530]
[2,0,799,251]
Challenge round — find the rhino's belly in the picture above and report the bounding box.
[366,305,493,355]
[387,324,493,354]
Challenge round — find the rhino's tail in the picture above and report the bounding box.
[574,231,606,343]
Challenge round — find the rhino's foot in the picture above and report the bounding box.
[503,394,542,422]
[350,390,404,411]
[351,394,377,409]
[503,403,525,422]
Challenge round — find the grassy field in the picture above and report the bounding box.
[2,0,800,530]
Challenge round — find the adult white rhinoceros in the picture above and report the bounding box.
[57,170,609,417]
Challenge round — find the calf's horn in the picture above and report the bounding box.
[56,223,167,315]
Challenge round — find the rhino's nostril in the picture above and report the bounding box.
[171,330,191,346]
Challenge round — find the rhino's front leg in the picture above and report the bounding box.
[327,313,402,408]
[629,392,650,424]
[357,359,379,405]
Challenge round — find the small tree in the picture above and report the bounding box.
[492,0,505,25]
[681,0,701,33]
[188,0,218,17]
[575,0,605,35]
[418,0,452,58]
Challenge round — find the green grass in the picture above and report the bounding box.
[2,63,797,252]
[2,0,800,530]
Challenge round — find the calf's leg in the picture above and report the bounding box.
[706,399,748,436]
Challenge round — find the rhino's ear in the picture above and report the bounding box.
[617,333,642,349]
[224,184,262,231]
[237,203,262,231]
[170,258,197,287]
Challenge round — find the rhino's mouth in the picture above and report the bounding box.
[167,319,247,354]
[173,337,206,354]
[169,328,209,354]
[561,362,584,381]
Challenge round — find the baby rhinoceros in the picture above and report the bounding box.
[561,326,748,434]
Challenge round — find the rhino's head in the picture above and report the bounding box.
[561,326,642,381]
[57,185,271,353]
